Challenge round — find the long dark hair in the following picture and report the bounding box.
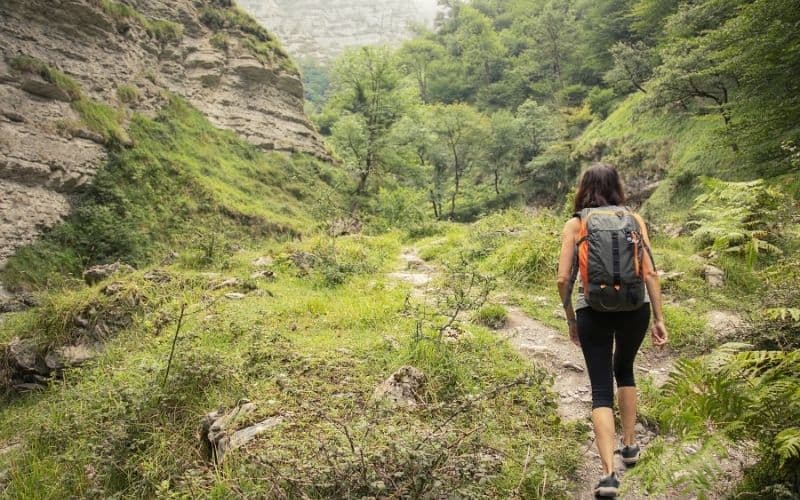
[574,163,625,212]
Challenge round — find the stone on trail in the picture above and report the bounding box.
[702,265,725,287]
[200,401,284,464]
[562,361,584,373]
[372,366,426,407]
[224,292,246,300]
[5,337,41,373]
[83,262,135,285]
[251,256,274,268]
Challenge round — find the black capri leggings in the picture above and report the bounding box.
[576,306,651,409]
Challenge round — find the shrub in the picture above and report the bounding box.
[687,178,786,266]
[473,304,508,329]
[116,84,140,104]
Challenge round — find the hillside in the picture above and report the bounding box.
[0,0,327,270]
[237,0,441,63]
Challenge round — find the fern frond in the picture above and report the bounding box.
[774,428,800,466]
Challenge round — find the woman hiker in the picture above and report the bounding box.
[557,163,669,497]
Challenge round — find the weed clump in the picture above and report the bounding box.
[473,304,508,329]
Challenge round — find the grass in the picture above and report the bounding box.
[199,5,297,73]
[116,84,140,104]
[0,95,343,292]
[577,93,738,224]
[9,55,82,101]
[0,232,583,498]
[98,0,183,43]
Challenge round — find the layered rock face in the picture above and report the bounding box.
[0,0,326,265]
[238,0,440,63]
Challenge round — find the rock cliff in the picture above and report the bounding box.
[237,0,440,63]
[0,0,327,266]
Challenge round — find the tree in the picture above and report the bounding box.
[326,46,409,194]
[604,41,658,94]
[398,37,446,104]
[515,99,559,163]
[487,110,521,195]
[428,103,490,219]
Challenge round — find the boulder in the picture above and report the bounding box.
[707,311,745,339]
[702,265,725,288]
[199,401,284,464]
[6,337,41,373]
[44,343,96,371]
[83,262,135,285]
[372,366,426,407]
[143,270,172,284]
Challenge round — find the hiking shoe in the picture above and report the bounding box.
[619,443,641,467]
[594,472,620,498]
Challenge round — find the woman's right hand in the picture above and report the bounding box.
[652,320,669,348]
[568,320,580,347]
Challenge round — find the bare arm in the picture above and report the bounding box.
[557,218,580,322]
[636,215,668,346]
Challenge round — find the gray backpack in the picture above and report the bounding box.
[563,206,655,312]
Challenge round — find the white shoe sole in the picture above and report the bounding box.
[595,486,619,497]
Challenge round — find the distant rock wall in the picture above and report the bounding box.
[0,0,327,265]
[238,0,440,63]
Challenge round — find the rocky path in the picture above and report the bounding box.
[388,246,675,498]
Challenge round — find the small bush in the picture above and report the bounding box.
[116,84,140,104]
[210,33,229,51]
[473,304,508,329]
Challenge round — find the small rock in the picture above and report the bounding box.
[702,265,725,287]
[143,270,171,283]
[289,251,317,274]
[11,382,46,392]
[160,251,179,265]
[532,296,549,305]
[658,270,685,282]
[382,336,400,350]
[562,361,584,373]
[6,337,43,374]
[20,78,72,102]
[101,282,124,296]
[73,128,106,144]
[635,423,646,434]
[329,217,362,237]
[224,293,246,300]
[83,262,135,285]
[250,270,276,281]
[1,110,26,123]
[552,308,567,320]
[251,256,274,268]
[707,311,745,338]
[200,402,284,464]
[209,278,241,290]
[372,366,426,407]
[44,344,96,371]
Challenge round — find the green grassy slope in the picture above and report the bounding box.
[1,96,339,292]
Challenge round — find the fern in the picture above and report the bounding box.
[644,347,800,495]
[774,428,800,466]
[687,178,786,265]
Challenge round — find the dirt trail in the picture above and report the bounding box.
[388,246,677,498]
